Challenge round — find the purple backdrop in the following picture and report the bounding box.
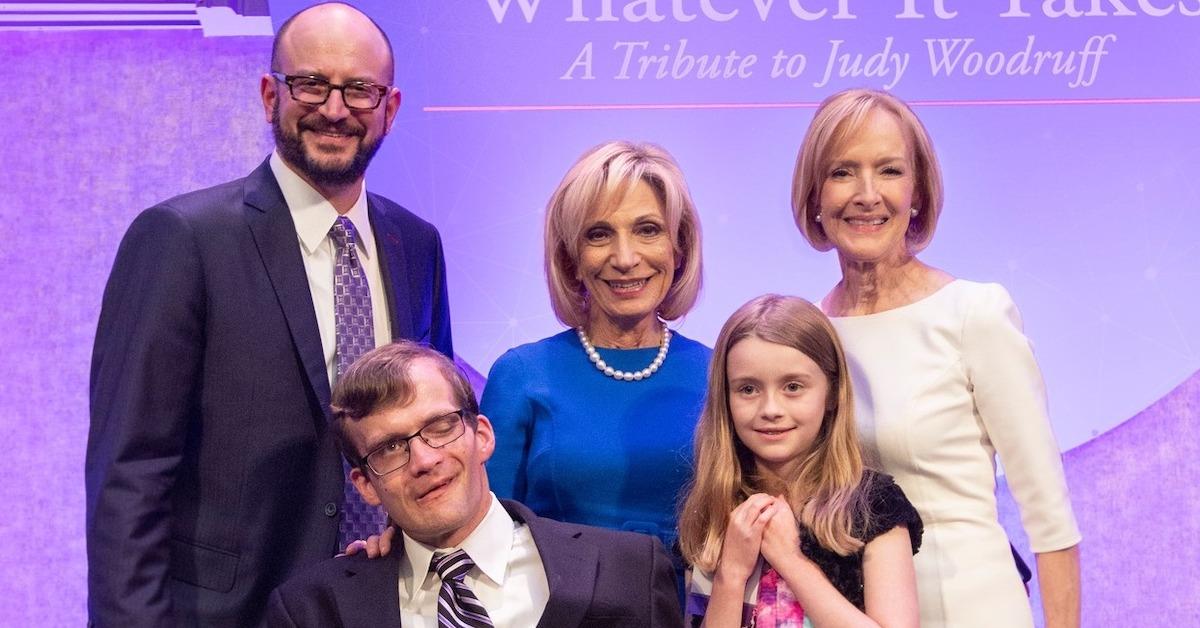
[0,29,272,624]
[1,0,1197,623]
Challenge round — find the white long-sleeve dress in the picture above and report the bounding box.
[826,280,1081,627]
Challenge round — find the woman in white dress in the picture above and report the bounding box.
[789,89,1082,628]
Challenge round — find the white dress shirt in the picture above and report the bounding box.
[398,494,550,627]
[270,151,391,387]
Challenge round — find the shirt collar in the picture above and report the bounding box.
[269,150,375,259]
[400,494,515,588]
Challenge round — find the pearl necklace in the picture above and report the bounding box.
[576,324,671,382]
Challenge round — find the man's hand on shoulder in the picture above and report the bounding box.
[341,524,396,559]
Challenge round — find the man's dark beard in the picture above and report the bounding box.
[272,99,385,187]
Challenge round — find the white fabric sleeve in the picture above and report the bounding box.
[962,283,1082,553]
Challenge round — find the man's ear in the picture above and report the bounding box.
[472,414,496,463]
[260,74,278,124]
[383,87,401,134]
[349,465,383,506]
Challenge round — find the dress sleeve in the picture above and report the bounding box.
[961,284,1081,552]
[861,472,923,554]
[480,349,535,501]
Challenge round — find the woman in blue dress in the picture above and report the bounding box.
[481,140,711,557]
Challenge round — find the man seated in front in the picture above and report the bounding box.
[268,340,683,627]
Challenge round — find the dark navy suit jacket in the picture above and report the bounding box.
[86,159,453,627]
[267,500,683,628]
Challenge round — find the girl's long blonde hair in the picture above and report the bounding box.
[679,294,867,572]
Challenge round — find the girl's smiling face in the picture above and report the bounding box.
[726,336,830,479]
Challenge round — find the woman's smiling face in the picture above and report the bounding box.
[577,180,676,338]
[818,108,918,265]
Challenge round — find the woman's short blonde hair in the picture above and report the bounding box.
[544,140,703,328]
[791,89,944,254]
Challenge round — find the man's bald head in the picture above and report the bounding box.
[271,2,395,84]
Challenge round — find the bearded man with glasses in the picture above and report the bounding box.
[86,3,453,626]
[268,341,682,628]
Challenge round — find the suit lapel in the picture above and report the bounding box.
[503,501,599,628]
[331,554,405,627]
[243,159,332,415]
[368,196,415,343]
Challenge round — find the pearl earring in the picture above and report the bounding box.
[815,213,822,223]
[910,208,918,217]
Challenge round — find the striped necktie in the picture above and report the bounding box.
[329,215,388,549]
[431,550,494,627]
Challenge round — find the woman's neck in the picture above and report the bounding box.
[827,254,948,316]
[583,313,663,349]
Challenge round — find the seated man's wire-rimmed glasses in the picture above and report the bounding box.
[360,410,469,476]
[270,72,391,111]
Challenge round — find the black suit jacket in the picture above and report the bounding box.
[266,500,683,628]
[86,159,453,627]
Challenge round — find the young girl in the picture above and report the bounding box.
[679,294,922,628]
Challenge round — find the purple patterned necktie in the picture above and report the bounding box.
[329,216,388,548]
[431,550,495,627]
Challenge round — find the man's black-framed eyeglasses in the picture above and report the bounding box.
[270,72,391,111]
[360,410,468,476]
